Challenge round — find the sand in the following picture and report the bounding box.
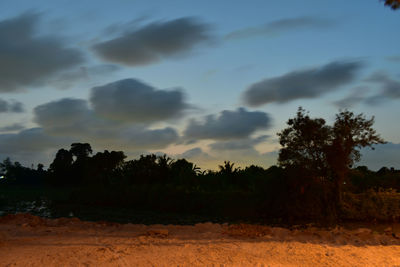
[0,214,400,266]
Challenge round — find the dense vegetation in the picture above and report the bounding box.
[0,109,399,225]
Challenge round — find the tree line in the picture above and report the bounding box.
[1,108,399,224]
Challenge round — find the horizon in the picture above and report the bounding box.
[1,0,400,171]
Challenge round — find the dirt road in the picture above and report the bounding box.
[1,214,399,266]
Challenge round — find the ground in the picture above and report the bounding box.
[0,214,400,266]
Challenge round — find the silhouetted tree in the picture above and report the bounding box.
[48,149,74,185]
[122,154,173,184]
[86,150,126,186]
[278,107,331,179]
[0,158,45,185]
[278,107,385,211]
[218,161,240,175]
[70,143,93,161]
[326,110,385,203]
[383,0,400,9]
[170,158,200,187]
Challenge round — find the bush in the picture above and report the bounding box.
[341,189,400,221]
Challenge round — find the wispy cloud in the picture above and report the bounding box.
[225,16,334,40]
[0,99,24,113]
[0,123,26,132]
[385,55,400,62]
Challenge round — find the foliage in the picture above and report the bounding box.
[383,0,400,9]
[0,123,398,224]
[278,107,331,178]
[278,108,385,211]
[341,189,400,221]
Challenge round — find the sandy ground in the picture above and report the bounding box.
[1,214,400,266]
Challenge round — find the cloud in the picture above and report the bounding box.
[358,142,400,170]
[178,147,212,159]
[0,128,71,165]
[0,12,84,92]
[184,108,272,140]
[0,123,25,133]
[34,98,95,134]
[225,16,334,40]
[333,86,369,108]
[33,97,179,150]
[367,72,400,99]
[92,17,211,66]
[49,64,120,90]
[385,55,400,62]
[333,73,400,107]
[0,99,24,113]
[243,60,363,106]
[90,78,188,123]
[209,135,269,151]
[208,135,276,168]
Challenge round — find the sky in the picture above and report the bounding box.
[0,0,399,170]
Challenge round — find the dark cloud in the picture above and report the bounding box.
[34,98,94,134]
[0,99,24,113]
[34,97,179,150]
[358,142,400,170]
[225,16,334,40]
[0,123,25,132]
[184,108,272,140]
[92,17,211,66]
[243,60,363,106]
[209,135,269,151]
[90,78,188,123]
[0,12,85,92]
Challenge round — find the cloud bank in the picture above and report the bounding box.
[34,88,180,149]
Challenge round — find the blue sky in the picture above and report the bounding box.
[0,0,399,170]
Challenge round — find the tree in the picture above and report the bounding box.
[87,150,126,186]
[327,110,385,202]
[383,0,400,9]
[218,161,240,175]
[278,108,385,206]
[278,107,332,178]
[70,143,92,161]
[48,149,74,185]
